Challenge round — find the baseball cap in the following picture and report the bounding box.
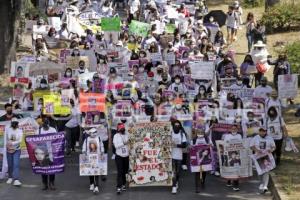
[148,71,154,77]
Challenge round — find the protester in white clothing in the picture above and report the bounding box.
[5,118,23,186]
[253,77,273,99]
[250,127,276,193]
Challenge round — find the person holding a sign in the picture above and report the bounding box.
[223,124,242,191]
[168,75,187,97]
[5,118,23,186]
[171,120,188,194]
[265,106,288,165]
[113,123,129,194]
[82,128,105,194]
[250,127,276,194]
[37,117,57,190]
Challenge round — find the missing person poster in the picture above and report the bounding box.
[79,154,107,176]
[251,153,276,175]
[190,144,213,172]
[25,132,65,175]
[216,139,253,179]
[278,74,298,99]
[128,122,172,187]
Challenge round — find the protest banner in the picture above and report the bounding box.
[59,49,71,63]
[150,52,163,62]
[92,77,106,93]
[217,139,253,179]
[78,10,101,21]
[278,74,298,99]
[211,123,234,145]
[164,52,176,65]
[33,90,51,111]
[43,94,71,115]
[129,20,151,37]
[101,17,121,32]
[78,72,95,90]
[190,144,213,172]
[222,87,241,98]
[251,153,276,175]
[220,78,237,87]
[0,125,5,178]
[128,122,172,187]
[189,61,215,80]
[79,92,106,112]
[165,24,176,34]
[238,88,254,100]
[114,100,133,118]
[10,61,30,84]
[25,132,65,174]
[79,154,107,176]
[128,60,140,70]
[66,56,90,69]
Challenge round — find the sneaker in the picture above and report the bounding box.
[259,184,264,190]
[13,180,22,186]
[93,186,99,194]
[214,171,220,176]
[171,186,177,194]
[6,178,13,184]
[181,165,188,170]
[226,182,233,187]
[76,142,80,147]
[111,154,116,160]
[121,185,126,191]
[90,184,94,191]
[233,187,240,191]
[116,188,121,194]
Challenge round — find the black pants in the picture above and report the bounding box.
[89,176,99,187]
[66,126,80,151]
[103,140,109,154]
[115,155,129,188]
[111,129,117,154]
[273,139,283,165]
[182,153,188,166]
[195,171,207,189]
[42,174,55,186]
[227,179,239,187]
[172,159,182,187]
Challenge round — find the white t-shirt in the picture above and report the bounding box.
[250,135,275,151]
[5,127,23,151]
[265,98,282,116]
[253,85,273,99]
[172,131,187,160]
[226,11,238,29]
[37,127,57,135]
[223,133,242,142]
[65,107,80,128]
[113,133,129,157]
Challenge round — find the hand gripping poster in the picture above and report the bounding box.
[25,132,65,175]
[190,144,213,172]
[127,122,173,187]
[216,139,253,179]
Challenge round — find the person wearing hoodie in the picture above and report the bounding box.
[5,118,23,186]
[113,123,129,194]
[171,120,187,194]
[82,128,105,194]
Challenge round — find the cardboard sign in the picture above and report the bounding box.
[101,17,121,32]
[129,20,151,37]
[189,61,215,80]
[79,92,106,112]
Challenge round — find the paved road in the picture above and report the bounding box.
[0,152,272,200]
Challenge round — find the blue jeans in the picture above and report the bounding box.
[7,150,21,180]
[246,33,254,52]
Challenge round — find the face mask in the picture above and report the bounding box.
[11,122,18,128]
[162,77,168,82]
[175,79,180,84]
[119,129,125,134]
[66,72,72,77]
[7,110,12,115]
[261,82,267,87]
[231,132,237,135]
[237,81,243,85]
[149,77,154,81]
[236,118,242,123]
[260,133,267,138]
[173,125,181,133]
[99,59,104,64]
[199,90,205,94]
[175,104,182,110]
[49,83,55,88]
[157,69,162,74]
[41,83,47,88]
[80,66,84,69]
[111,73,116,78]
[128,76,134,81]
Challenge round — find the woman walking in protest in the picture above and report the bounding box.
[113,123,129,194]
[37,116,57,190]
[171,120,187,194]
[245,12,256,53]
[82,128,105,194]
[265,106,289,165]
[5,118,23,186]
[250,127,276,193]
[191,130,211,193]
[223,124,242,191]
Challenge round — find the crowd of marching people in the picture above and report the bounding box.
[1,0,298,197]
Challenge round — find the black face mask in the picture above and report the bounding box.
[121,119,127,123]
[7,110,12,115]
[260,134,267,138]
[119,129,125,134]
[11,122,18,129]
[173,126,181,133]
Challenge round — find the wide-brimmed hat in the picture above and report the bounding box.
[253,41,266,47]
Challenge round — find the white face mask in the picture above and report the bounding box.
[128,76,134,81]
[49,83,55,88]
[199,90,205,94]
[66,72,72,77]
[175,104,182,110]
[40,83,47,88]
[175,79,180,84]
[148,77,154,81]
[237,81,243,85]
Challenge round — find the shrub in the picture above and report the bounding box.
[285,41,300,74]
[261,3,300,33]
[243,0,264,8]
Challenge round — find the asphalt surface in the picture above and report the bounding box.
[0,151,272,200]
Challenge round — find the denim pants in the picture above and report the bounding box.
[246,33,253,52]
[7,149,21,180]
